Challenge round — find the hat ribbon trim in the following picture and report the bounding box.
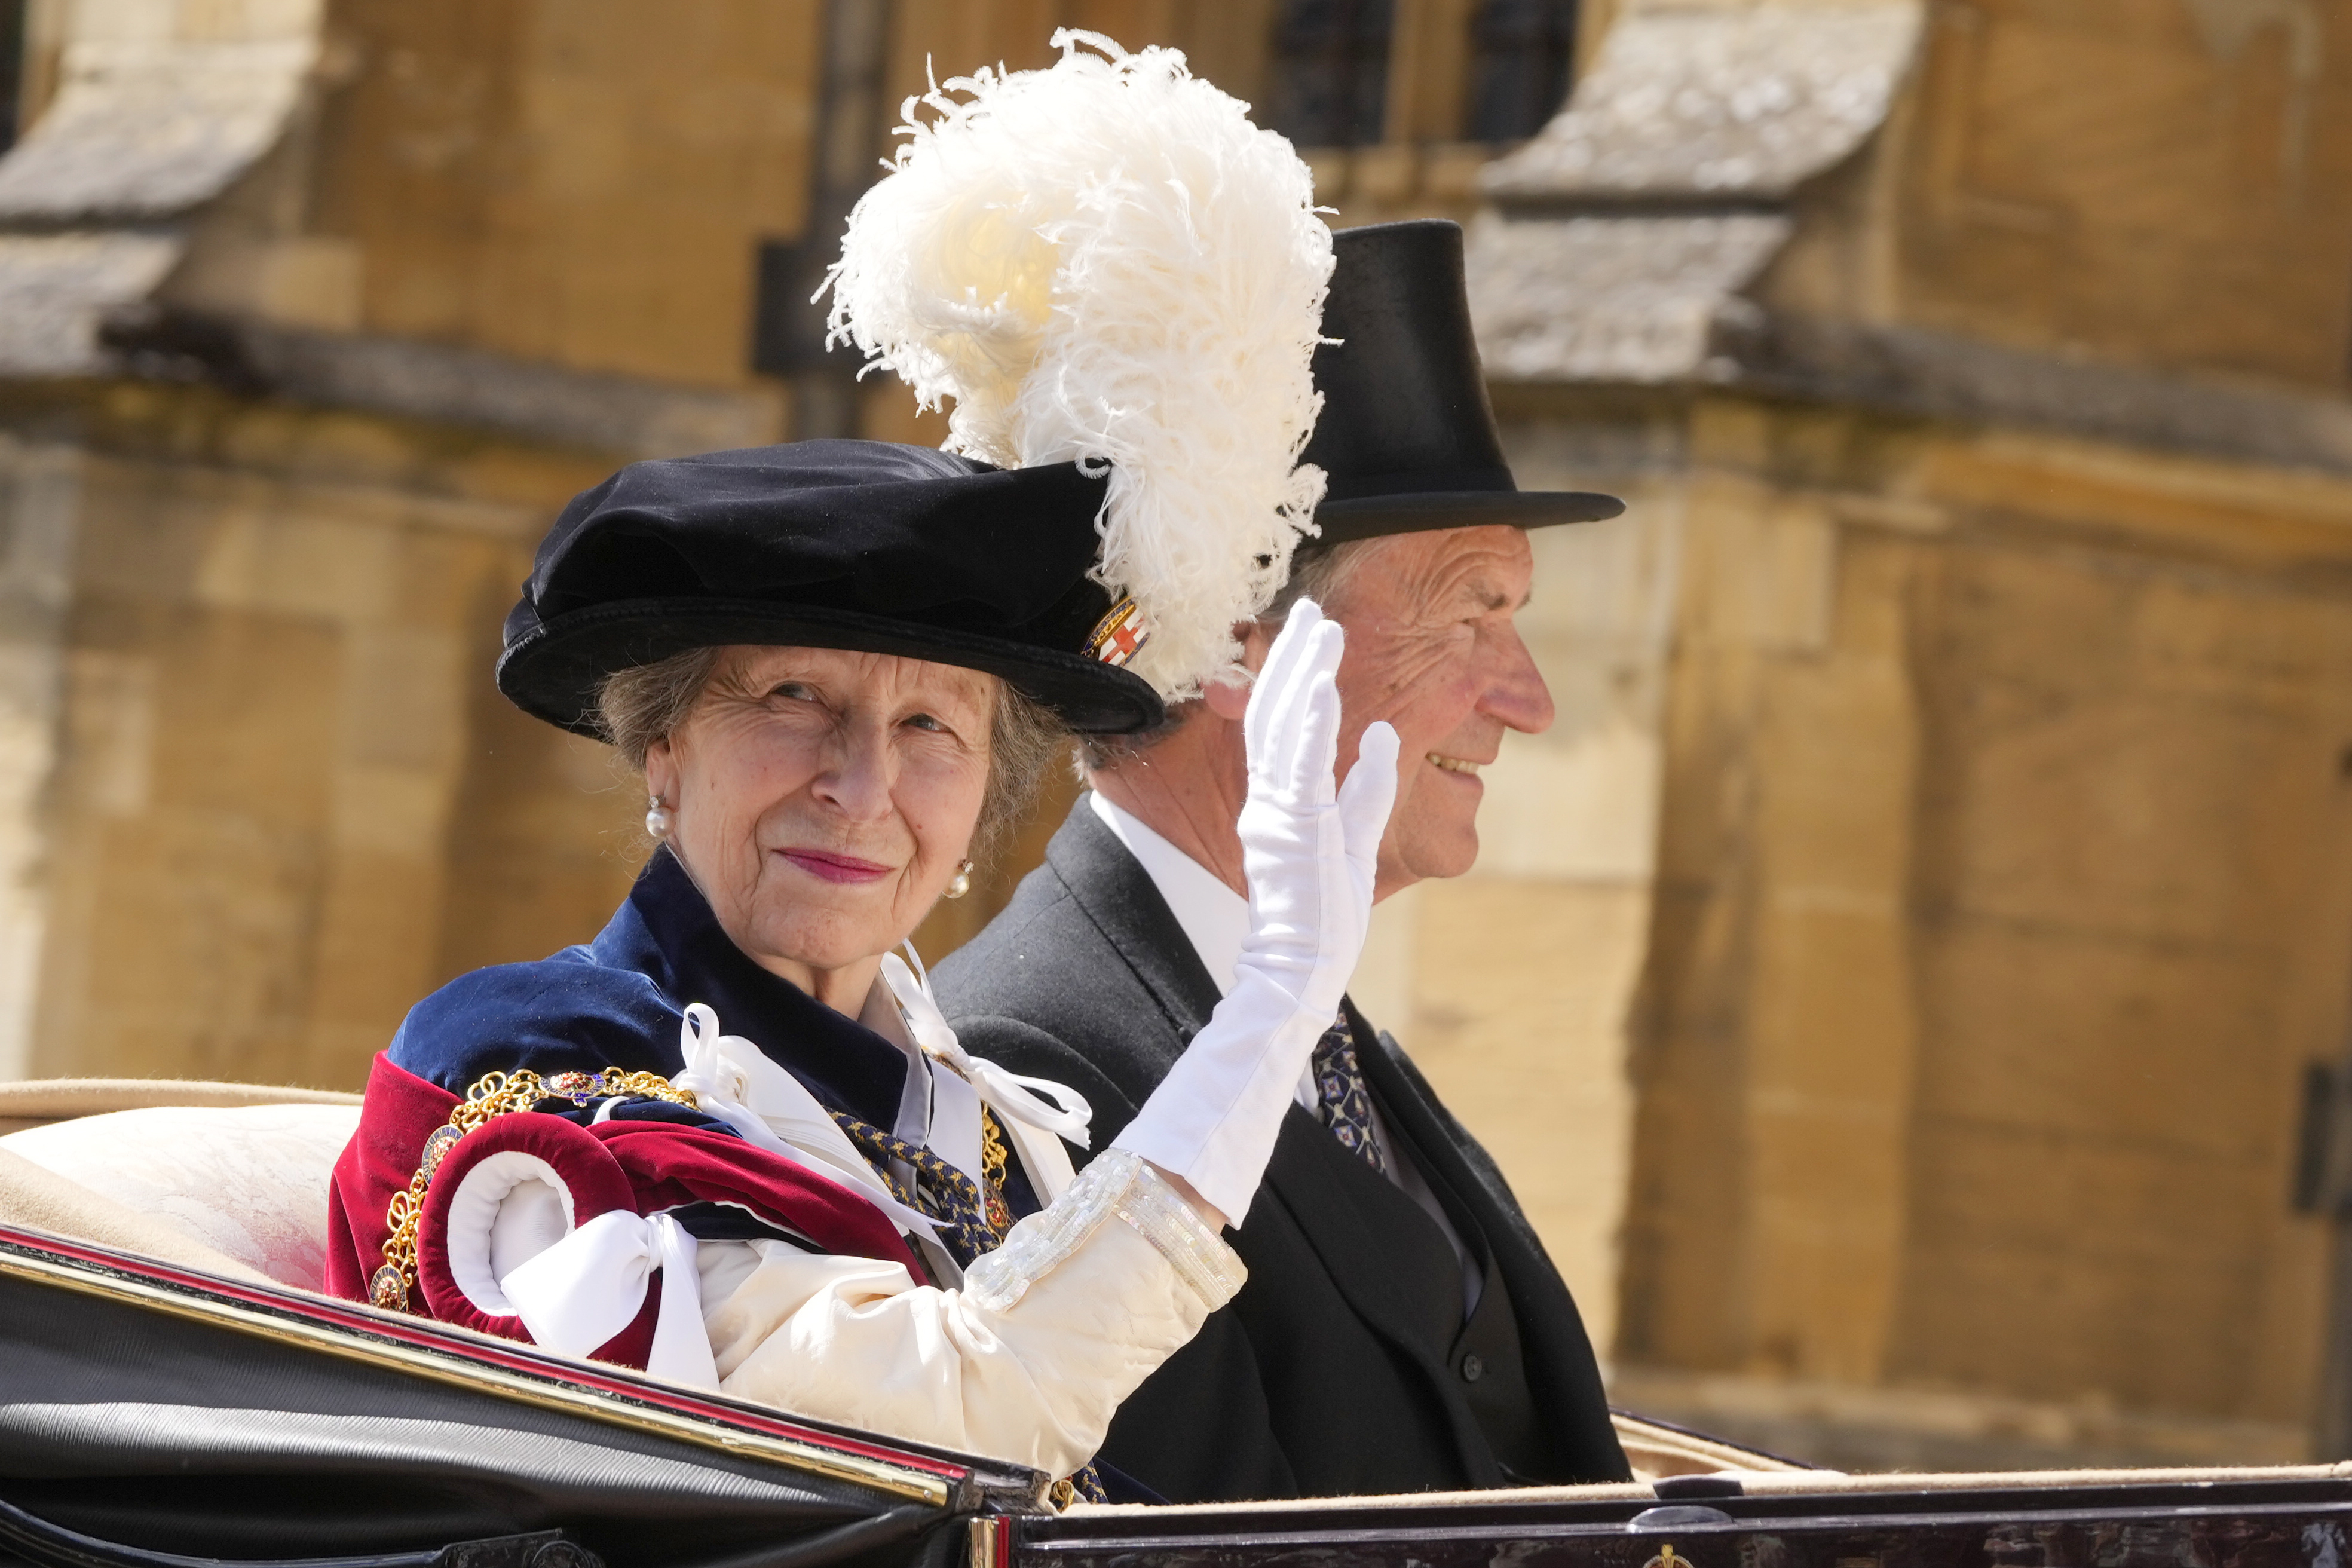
[1318,465,1519,503]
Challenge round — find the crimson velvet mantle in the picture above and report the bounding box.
[326,848,1040,1331]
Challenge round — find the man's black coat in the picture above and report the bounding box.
[933,804,1629,1502]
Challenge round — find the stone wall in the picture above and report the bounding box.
[1885,0,2352,388]
[1596,390,2352,1465]
[1450,0,2352,1466]
[313,0,823,388]
[0,384,637,1090]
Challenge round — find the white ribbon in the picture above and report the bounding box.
[667,1003,941,1239]
[883,948,1094,1145]
[501,1208,719,1390]
[883,947,1092,1203]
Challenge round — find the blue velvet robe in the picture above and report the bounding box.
[388,846,1039,1215]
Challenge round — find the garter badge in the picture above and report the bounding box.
[1086,597,1149,668]
[543,1070,599,1102]
[418,1124,463,1180]
[369,1263,408,1312]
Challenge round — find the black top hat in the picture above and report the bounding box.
[1302,220,1622,545]
[495,441,1163,737]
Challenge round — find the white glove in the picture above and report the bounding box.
[1111,598,1400,1225]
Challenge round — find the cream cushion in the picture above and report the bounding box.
[0,1103,360,1290]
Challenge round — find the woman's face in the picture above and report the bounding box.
[644,645,997,1007]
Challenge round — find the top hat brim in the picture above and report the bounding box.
[1309,487,1626,547]
[498,597,1165,739]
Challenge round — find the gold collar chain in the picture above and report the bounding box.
[370,1067,697,1314]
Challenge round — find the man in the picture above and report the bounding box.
[934,220,1632,1503]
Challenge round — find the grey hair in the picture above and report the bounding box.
[600,646,724,773]
[1074,535,1391,773]
[1263,534,1389,623]
[596,647,1067,867]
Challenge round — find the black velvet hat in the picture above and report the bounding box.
[495,441,1163,736]
[1303,220,1623,544]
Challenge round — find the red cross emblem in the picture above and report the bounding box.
[1088,598,1149,667]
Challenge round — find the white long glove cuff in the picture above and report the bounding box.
[1110,601,1398,1226]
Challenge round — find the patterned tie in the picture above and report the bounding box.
[827,1109,1007,1269]
[1311,1011,1388,1174]
[828,1107,1108,1506]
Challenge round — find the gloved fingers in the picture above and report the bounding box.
[1248,613,1343,795]
[1283,667,1344,807]
[1245,598,1327,776]
[1244,601,1313,766]
[1270,596,1325,681]
[1253,610,1328,779]
[1337,720,1402,862]
[1278,624,1346,800]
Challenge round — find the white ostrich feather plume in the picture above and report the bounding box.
[823,30,1334,700]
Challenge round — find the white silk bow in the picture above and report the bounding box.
[667,1004,942,1239]
[501,1208,719,1390]
[881,947,1091,1202]
[665,951,1096,1230]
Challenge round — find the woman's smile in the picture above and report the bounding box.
[776,847,894,884]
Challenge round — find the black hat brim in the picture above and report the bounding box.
[1310,488,1626,546]
[498,597,1165,739]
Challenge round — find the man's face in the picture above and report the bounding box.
[1315,525,1554,893]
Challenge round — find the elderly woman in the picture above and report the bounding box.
[327,30,1367,1500]
[326,440,1399,1500]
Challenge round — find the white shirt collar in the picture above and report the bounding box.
[1089,791,1252,997]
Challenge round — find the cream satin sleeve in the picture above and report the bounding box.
[699,1149,1243,1477]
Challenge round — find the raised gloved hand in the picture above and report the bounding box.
[1110,599,1400,1225]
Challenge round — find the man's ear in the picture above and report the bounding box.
[1200,618,1278,721]
[1202,672,1250,721]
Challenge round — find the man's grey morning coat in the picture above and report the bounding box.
[933,804,1630,1503]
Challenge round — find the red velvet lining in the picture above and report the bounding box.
[326,1054,458,1303]
[592,1120,924,1279]
[416,1113,640,1349]
[329,1051,930,1364]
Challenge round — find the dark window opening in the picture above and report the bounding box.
[1465,0,1578,145]
[751,235,835,378]
[1265,0,1395,149]
[751,0,890,439]
[0,0,28,156]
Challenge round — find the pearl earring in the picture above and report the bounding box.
[943,860,973,900]
[644,795,673,841]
